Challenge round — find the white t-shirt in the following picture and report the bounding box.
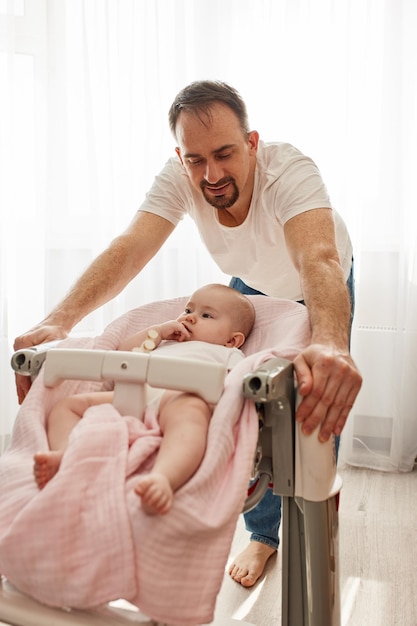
[138,140,353,301]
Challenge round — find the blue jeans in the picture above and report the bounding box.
[229,264,355,549]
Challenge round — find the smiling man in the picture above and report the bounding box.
[15,80,362,587]
[174,101,257,218]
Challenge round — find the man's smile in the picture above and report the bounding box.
[200,176,239,209]
[205,182,230,196]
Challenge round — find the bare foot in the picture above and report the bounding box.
[33,451,63,489]
[228,541,276,587]
[135,473,174,515]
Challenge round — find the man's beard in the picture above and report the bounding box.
[200,177,239,209]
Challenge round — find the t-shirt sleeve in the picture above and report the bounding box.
[137,158,190,226]
[271,152,333,225]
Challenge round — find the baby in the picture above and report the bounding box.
[34,284,255,514]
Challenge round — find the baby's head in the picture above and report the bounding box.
[178,284,255,348]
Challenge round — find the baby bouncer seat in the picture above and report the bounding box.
[0,294,341,626]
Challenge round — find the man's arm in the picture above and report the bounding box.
[284,208,362,441]
[14,211,175,348]
[13,212,175,401]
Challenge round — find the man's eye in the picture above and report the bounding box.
[188,158,203,166]
[217,153,231,160]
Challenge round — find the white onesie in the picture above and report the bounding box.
[145,340,245,412]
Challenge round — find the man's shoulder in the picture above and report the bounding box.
[159,155,187,178]
[257,140,305,170]
[152,156,192,194]
[256,140,322,189]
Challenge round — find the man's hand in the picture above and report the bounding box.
[14,375,31,405]
[293,343,362,442]
[13,324,68,404]
[14,324,69,352]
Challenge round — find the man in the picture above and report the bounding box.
[14,80,362,587]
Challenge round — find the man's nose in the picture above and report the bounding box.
[204,160,223,184]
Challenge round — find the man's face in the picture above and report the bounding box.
[175,103,258,214]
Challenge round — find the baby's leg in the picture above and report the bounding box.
[46,391,114,451]
[34,391,114,488]
[135,391,212,515]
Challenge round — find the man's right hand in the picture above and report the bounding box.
[13,324,68,404]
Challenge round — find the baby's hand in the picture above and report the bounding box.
[158,320,191,342]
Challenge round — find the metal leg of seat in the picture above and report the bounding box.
[243,358,341,626]
[281,495,307,625]
[281,495,340,626]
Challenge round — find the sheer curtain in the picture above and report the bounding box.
[1,0,416,469]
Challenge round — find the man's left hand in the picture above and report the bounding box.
[293,344,362,442]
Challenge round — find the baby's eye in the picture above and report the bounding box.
[202,312,213,318]
[184,308,191,314]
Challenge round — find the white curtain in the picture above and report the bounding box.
[1,0,416,470]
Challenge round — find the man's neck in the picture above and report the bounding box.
[216,205,250,227]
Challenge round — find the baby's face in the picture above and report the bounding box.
[176,287,237,346]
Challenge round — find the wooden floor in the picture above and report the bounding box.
[212,465,417,626]
[0,466,416,626]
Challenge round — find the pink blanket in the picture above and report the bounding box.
[0,295,310,625]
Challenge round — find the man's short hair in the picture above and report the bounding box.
[169,80,250,138]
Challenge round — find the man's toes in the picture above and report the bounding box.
[240,572,258,587]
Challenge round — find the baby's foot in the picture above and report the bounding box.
[33,451,63,489]
[135,473,174,515]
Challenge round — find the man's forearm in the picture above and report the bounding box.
[16,212,175,343]
[301,258,351,350]
[42,235,140,333]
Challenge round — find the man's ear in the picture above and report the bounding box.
[225,332,245,349]
[175,147,184,166]
[247,130,259,155]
